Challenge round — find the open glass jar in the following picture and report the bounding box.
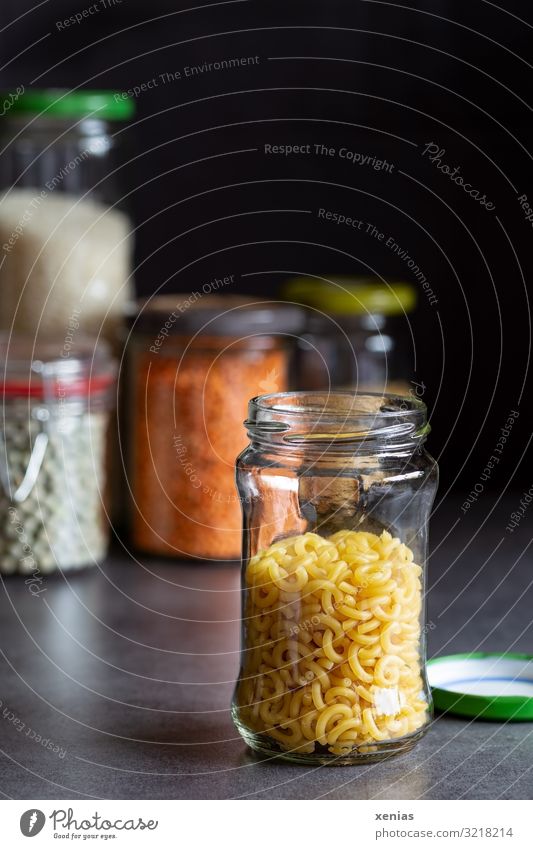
[0,335,116,574]
[232,391,438,764]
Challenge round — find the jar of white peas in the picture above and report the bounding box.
[232,391,438,764]
[0,335,116,575]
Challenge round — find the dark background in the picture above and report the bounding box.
[0,0,531,497]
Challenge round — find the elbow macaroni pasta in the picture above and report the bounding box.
[235,529,429,757]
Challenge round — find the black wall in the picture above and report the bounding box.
[1,0,531,496]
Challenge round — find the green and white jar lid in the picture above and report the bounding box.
[427,652,533,721]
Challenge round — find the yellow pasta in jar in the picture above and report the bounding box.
[234,529,429,758]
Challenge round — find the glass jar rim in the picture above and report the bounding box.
[245,390,429,451]
[0,334,116,402]
[132,294,305,337]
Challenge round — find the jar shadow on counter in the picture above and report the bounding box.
[95,717,237,749]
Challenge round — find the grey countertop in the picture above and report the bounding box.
[1,495,532,800]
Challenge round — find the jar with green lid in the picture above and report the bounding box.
[0,335,116,574]
[0,89,135,345]
[282,277,417,395]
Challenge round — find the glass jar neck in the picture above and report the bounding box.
[244,391,429,456]
[0,117,117,201]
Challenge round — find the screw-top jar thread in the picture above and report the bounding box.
[244,391,430,454]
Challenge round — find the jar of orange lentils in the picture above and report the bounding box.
[127,295,303,560]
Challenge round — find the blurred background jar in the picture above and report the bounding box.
[282,277,416,395]
[0,89,135,348]
[0,335,116,575]
[127,294,304,561]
